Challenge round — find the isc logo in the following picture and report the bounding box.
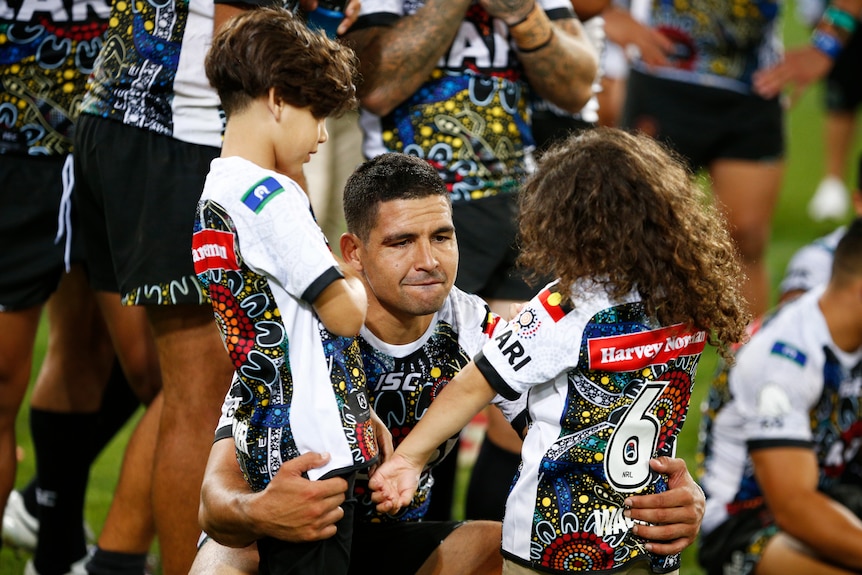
[376,372,423,392]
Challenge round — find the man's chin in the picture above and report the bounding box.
[401,287,448,316]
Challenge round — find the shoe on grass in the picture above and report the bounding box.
[808,176,849,222]
[2,490,38,552]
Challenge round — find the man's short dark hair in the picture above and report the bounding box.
[832,217,862,285]
[343,153,450,240]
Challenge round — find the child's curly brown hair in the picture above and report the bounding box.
[518,127,750,360]
[206,7,359,119]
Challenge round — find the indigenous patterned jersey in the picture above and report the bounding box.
[0,0,110,156]
[79,0,222,147]
[629,0,783,93]
[193,156,377,488]
[215,286,508,517]
[779,226,845,299]
[699,287,862,536]
[354,0,576,202]
[475,280,706,574]
[355,287,505,521]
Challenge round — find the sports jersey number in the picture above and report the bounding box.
[604,382,668,493]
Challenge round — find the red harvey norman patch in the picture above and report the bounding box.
[588,324,706,372]
[192,229,239,274]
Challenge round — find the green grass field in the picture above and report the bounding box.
[3,12,862,574]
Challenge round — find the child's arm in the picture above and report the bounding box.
[312,255,367,337]
[369,360,496,512]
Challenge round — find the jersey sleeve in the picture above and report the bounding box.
[732,341,821,450]
[779,239,837,298]
[230,177,344,305]
[475,286,582,400]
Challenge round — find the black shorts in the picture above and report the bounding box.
[465,437,521,522]
[74,114,219,305]
[621,71,785,169]
[258,472,360,575]
[0,154,73,310]
[348,520,463,575]
[452,194,539,302]
[697,504,778,575]
[531,110,594,153]
[825,28,862,112]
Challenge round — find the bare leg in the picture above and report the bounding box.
[94,292,162,405]
[416,520,502,575]
[0,305,42,509]
[27,267,120,572]
[149,305,234,575]
[823,111,856,182]
[30,267,115,412]
[709,159,783,317]
[756,532,858,575]
[97,393,160,555]
[189,540,259,575]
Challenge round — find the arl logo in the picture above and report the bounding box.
[242,177,284,214]
[192,229,239,275]
[588,324,706,372]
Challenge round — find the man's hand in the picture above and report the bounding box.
[247,452,349,542]
[479,0,535,25]
[752,46,833,102]
[368,452,424,514]
[603,7,673,67]
[623,457,704,555]
[199,441,350,547]
[298,0,362,34]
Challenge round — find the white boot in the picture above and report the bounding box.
[808,176,850,222]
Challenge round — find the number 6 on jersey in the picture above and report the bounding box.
[604,382,668,493]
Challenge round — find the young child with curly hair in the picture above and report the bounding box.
[370,127,750,575]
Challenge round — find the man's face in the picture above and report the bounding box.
[348,195,458,319]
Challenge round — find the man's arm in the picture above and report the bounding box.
[490,0,597,112]
[752,0,862,100]
[751,446,862,570]
[342,0,473,117]
[345,0,597,117]
[199,439,349,547]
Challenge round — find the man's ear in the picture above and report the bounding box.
[340,232,363,272]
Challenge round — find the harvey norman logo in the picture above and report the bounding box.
[192,229,239,274]
[588,324,706,371]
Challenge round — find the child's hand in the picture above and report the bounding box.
[368,453,423,514]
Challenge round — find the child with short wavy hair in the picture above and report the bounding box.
[193,9,376,574]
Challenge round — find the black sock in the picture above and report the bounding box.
[23,360,140,523]
[30,408,96,575]
[20,477,39,518]
[86,547,148,575]
[88,359,141,461]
